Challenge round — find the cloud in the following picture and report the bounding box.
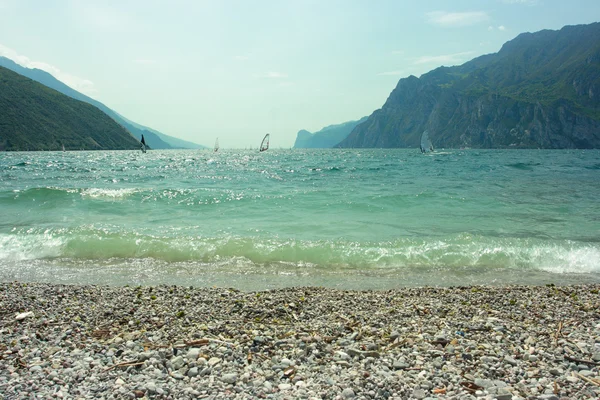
[134,59,157,65]
[68,3,135,33]
[377,70,405,76]
[498,25,506,31]
[264,71,288,79]
[414,51,475,65]
[0,43,96,94]
[488,25,507,31]
[427,11,490,27]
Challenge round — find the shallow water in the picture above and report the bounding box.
[1,149,599,290]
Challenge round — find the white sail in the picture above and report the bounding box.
[420,131,433,153]
[140,134,147,153]
[259,134,270,152]
[214,138,219,152]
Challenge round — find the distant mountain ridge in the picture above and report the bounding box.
[294,117,368,148]
[338,22,600,149]
[0,56,205,150]
[0,66,141,151]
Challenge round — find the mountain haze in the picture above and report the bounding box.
[0,66,141,151]
[338,23,600,149]
[0,56,205,149]
[293,117,368,148]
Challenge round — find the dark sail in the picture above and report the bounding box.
[140,134,147,153]
[259,134,270,152]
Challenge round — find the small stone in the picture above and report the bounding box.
[222,373,237,384]
[15,311,34,321]
[188,367,199,377]
[537,395,559,400]
[579,370,595,377]
[474,378,493,389]
[186,348,200,360]
[208,357,221,366]
[253,336,267,344]
[393,360,409,370]
[504,356,518,366]
[146,382,157,393]
[412,388,426,399]
[347,348,362,357]
[278,383,292,390]
[341,388,355,398]
[363,350,380,358]
[170,355,185,370]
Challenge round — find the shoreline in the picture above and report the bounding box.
[1,282,599,399]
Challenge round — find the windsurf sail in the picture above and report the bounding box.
[62,144,65,152]
[214,138,219,152]
[140,134,147,153]
[259,134,270,152]
[420,131,433,153]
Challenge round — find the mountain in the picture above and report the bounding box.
[338,23,600,149]
[0,66,141,151]
[0,56,205,149]
[293,117,368,148]
[113,112,205,149]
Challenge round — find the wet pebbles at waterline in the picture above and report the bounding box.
[1,282,599,399]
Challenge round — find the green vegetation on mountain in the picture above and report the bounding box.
[0,56,205,149]
[338,22,600,149]
[293,117,368,148]
[0,66,141,151]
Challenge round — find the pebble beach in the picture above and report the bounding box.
[1,282,599,399]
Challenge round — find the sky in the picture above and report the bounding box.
[1,0,599,148]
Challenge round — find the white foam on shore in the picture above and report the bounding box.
[534,245,600,274]
[0,233,63,261]
[79,188,138,199]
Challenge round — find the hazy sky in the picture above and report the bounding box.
[1,0,599,148]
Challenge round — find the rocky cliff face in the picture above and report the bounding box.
[338,23,600,149]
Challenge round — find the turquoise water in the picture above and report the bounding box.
[1,149,599,290]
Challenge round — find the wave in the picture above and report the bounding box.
[1,230,598,276]
[4,187,139,203]
[506,162,542,170]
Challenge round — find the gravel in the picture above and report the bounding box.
[1,282,599,399]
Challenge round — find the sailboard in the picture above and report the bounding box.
[259,134,270,152]
[140,134,147,153]
[214,138,219,152]
[420,131,434,153]
[62,144,65,152]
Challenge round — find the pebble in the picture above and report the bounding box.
[0,282,598,399]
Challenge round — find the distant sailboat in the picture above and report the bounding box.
[62,144,65,152]
[420,131,434,153]
[259,134,270,152]
[214,138,219,152]
[140,134,147,153]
